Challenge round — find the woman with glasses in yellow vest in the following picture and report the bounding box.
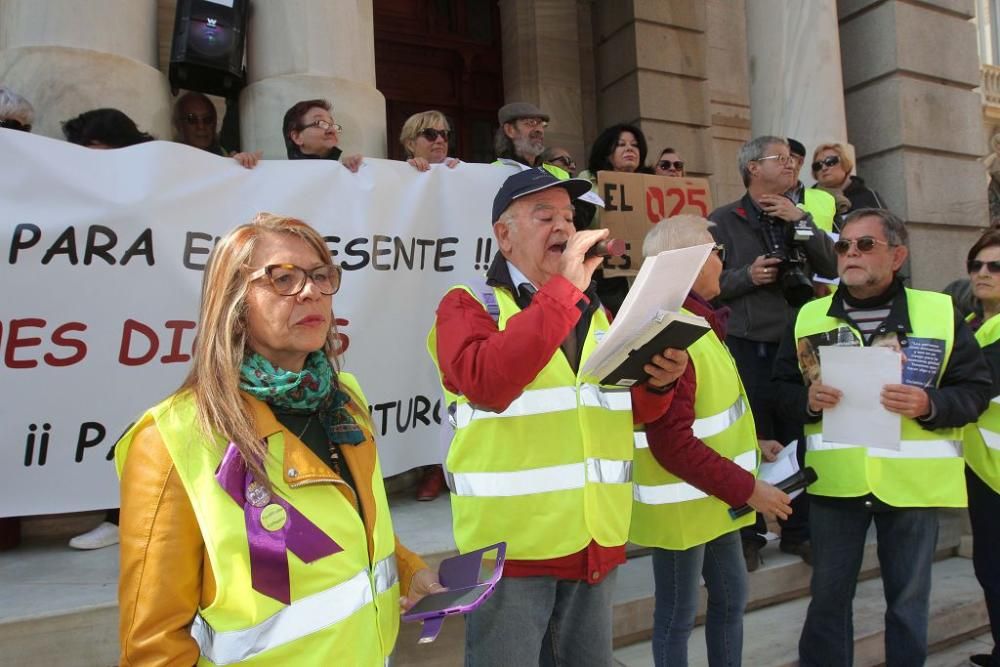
[632,214,793,666]
[115,213,441,666]
[963,229,1000,667]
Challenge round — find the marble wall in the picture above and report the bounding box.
[839,0,988,289]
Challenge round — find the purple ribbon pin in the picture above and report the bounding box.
[216,442,343,605]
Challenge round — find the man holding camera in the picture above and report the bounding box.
[708,135,838,569]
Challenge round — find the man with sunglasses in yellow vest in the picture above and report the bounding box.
[427,169,687,665]
[772,208,991,666]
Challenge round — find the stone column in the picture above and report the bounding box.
[0,0,172,140]
[839,0,987,288]
[590,2,712,178]
[706,0,752,205]
[745,0,849,181]
[498,0,588,168]
[239,0,386,159]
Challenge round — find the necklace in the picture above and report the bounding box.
[295,414,314,440]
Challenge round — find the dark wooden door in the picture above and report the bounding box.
[374,0,504,163]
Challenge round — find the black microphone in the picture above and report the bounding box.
[728,467,818,519]
[585,238,627,258]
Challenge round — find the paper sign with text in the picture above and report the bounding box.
[596,171,713,278]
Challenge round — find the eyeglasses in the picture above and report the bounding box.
[833,236,894,255]
[517,118,548,129]
[300,120,342,133]
[548,155,576,169]
[756,154,793,165]
[418,128,450,142]
[183,113,215,127]
[811,155,841,172]
[712,243,727,263]
[0,119,31,132]
[657,160,685,172]
[248,263,342,296]
[968,259,1000,274]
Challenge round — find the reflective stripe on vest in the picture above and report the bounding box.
[453,385,631,428]
[975,427,1000,452]
[805,433,961,459]
[191,555,398,665]
[447,457,631,497]
[633,396,746,449]
[632,450,757,505]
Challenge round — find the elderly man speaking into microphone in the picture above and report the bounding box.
[428,169,687,666]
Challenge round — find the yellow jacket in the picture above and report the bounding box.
[117,393,426,666]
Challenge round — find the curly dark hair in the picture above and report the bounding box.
[586,123,648,174]
[62,108,154,148]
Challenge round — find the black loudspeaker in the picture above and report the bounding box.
[169,0,249,97]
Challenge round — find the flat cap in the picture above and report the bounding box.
[498,102,549,125]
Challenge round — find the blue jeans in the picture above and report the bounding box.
[651,530,748,667]
[968,466,1000,666]
[799,499,938,667]
[464,571,616,666]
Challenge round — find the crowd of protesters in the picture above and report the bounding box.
[2,82,999,667]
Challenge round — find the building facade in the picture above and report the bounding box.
[0,0,990,288]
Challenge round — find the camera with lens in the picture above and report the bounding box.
[761,213,815,307]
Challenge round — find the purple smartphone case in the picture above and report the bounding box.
[402,541,506,622]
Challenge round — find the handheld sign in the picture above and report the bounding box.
[596,171,713,278]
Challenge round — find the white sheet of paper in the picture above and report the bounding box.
[582,243,712,376]
[758,440,804,500]
[820,346,901,450]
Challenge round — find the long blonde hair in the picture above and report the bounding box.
[180,213,342,484]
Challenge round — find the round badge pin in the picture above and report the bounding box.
[245,481,271,508]
[260,504,288,532]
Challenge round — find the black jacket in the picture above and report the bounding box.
[773,280,991,431]
[708,193,838,343]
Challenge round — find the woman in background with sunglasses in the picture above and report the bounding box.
[962,230,1000,667]
[811,143,885,230]
[116,213,441,665]
[653,147,685,178]
[399,110,460,172]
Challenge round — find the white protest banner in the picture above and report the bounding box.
[0,130,514,517]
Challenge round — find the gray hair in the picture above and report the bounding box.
[738,135,787,187]
[643,214,716,257]
[0,87,34,126]
[842,208,908,246]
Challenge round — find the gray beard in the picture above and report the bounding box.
[514,135,544,160]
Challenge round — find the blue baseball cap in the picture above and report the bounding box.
[491,168,593,224]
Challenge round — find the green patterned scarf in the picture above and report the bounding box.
[239,351,365,446]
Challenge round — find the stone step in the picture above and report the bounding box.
[613,557,989,667]
[0,501,966,667]
[612,508,963,648]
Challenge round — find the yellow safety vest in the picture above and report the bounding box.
[115,373,399,666]
[795,289,966,507]
[427,284,635,560]
[631,309,759,550]
[799,188,837,233]
[965,313,1000,493]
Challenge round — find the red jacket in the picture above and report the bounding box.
[434,259,675,582]
[643,293,756,508]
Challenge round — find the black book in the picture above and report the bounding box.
[596,311,710,387]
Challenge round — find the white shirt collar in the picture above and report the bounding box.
[505,259,539,292]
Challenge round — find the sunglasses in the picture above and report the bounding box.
[548,154,575,168]
[811,155,841,172]
[712,243,727,263]
[657,160,685,172]
[756,154,793,165]
[0,118,31,132]
[833,236,893,255]
[968,259,1000,274]
[419,128,450,142]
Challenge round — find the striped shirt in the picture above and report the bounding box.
[842,300,893,343]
